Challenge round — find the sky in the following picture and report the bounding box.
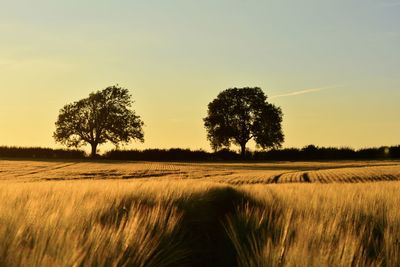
[0,0,399,152]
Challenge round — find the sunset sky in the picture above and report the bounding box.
[0,0,399,152]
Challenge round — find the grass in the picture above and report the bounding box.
[0,160,400,266]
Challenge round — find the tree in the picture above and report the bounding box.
[54,85,144,157]
[203,87,284,158]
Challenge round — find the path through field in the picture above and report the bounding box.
[1,159,400,266]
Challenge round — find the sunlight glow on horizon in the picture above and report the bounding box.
[0,0,399,152]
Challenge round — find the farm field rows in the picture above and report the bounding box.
[1,159,400,184]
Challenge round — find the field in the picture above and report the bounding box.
[2,159,400,184]
[1,159,400,266]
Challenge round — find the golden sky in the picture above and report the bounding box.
[0,0,399,152]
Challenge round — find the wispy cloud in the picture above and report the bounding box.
[270,85,340,99]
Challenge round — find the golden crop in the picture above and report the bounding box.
[0,160,399,266]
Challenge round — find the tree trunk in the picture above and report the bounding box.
[90,143,98,158]
[240,143,247,159]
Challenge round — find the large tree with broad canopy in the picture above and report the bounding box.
[54,85,144,157]
[204,87,284,158]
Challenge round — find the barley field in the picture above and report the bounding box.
[1,159,400,266]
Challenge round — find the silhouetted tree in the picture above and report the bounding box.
[204,87,284,158]
[54,85,144,157]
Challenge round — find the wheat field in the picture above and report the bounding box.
[1,159,400,266]
[1,159,400,184]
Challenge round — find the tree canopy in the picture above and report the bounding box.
[203,87,284,157]
[54,86,144,157]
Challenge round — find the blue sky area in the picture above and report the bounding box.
[0,0,399,151]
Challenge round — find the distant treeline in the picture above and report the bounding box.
[0,146,85,159]
[104,145,400,161]
[1,145,400,161]
[251,145,400,161]
[103,148,238,161]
